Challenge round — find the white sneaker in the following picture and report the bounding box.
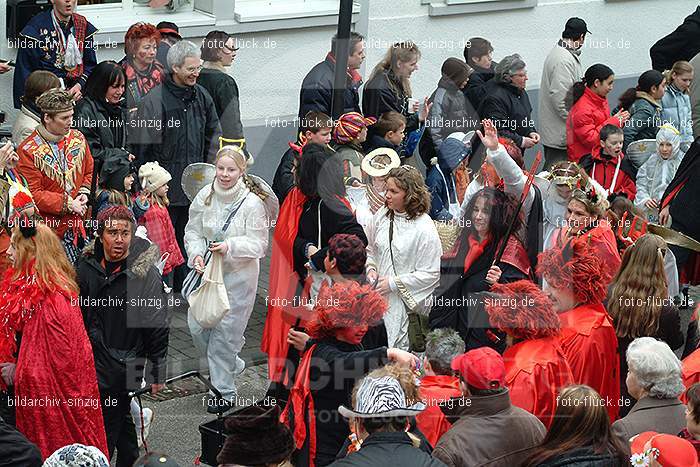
[135,407,154,448]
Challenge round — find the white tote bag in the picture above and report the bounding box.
[188,252,230,329]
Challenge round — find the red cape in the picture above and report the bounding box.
[504,336,574,429]
[682,347,700,403]
[416,375,462,447]
[559,303,621,421]
[0,271,108,460]
[262,187,307,382]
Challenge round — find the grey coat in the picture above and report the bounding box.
[611,396,686,453]
[662,83,693,143]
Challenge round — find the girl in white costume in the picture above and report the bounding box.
[184,146,273,411]
[366,166,442,350]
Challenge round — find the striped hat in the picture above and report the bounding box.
[338,376,426,418]
[333,112,376,145]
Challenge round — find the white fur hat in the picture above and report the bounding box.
[139,161,172,193]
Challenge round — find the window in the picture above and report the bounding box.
[424,0,538,16]
[233,0,359,23]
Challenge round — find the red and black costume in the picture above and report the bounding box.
[487,280,575,429]
[579,147,637,200]
[280,282,389,467]
[416,375,462,447]
[539,243,621,421]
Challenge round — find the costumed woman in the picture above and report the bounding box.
[539,240,620,421]
[16,88,94,264]
[547,178,621,284]
[281,281,418,467]
[485,279,574,429]
[365,165,442,351]
[121,23,165,112]
[261,143,366,394]
[0,220,108,459]
[429,186,531,350]
[345,147,401,233]
[184,145,277,413]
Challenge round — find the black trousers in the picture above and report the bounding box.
[168,205,190,292]
[101,393,138,467]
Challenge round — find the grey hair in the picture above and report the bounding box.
[424,328,465,375]
[494,54,526,83]
[627,337,684,399]
[167,40,201,69]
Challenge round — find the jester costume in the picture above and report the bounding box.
[17,125,94,262]
[0,265,108,460]
[13,10,97,109]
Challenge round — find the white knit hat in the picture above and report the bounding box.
[139,161,172,193]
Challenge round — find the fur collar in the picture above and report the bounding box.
[82,236,160,279]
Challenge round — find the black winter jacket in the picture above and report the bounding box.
[363,70,420,134]
[328,432,446,467]
[650,6,700,72]
[463,62,496,112]
[533,447,626,467]
[298,56,361,119]
[0,417,42,467]
[74,96,130,172]
[133,75,221,206]
[77,237,169,394]
[197,67,245,142]
[478,81,536,148]
[272,146,297,205]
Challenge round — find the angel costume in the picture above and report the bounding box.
[184,178,270,401]
[365,206,442,349]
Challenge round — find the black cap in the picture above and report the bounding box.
[156,21,181,39]
[563,17,590,37]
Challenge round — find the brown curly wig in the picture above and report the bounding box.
[385,166,431,220]
[487,280,560,340]
[307,282,388,339]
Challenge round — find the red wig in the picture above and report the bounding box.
[537,241,609,305]
[124,23,161,56]
[307,282,388,340]
[498,137,524,169]
[487,280,560,340]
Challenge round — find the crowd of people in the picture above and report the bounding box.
[1,0,700,466]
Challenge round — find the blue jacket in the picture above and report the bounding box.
[662,83,694,142]
[13,11,97,108]
[426,164,458,221]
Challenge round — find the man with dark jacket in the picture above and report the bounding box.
[77,206,169,467]
[298,32,365,119]
[432,347,546,467]
[478,54,540,152]
[650,6,700,72]
[133,40,221,291]
[463,37,496,111]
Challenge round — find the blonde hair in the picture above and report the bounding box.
[369,42,421,98]
[145,189,169,208]
[10,221,78,295]
[205,145,267,206]
[663,60,694,90]
[608,234,669,338]
[98,189,131,209]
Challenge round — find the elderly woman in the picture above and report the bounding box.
[11,70,61,146]
[478,54,540,153]
[121,22,165,111]
[198,30,245,150]
[611,337,686,448]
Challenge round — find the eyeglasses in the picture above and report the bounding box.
[184,65,203,73]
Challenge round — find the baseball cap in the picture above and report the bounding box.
[563,17,591,37]
[156,21,181,39]
[630,432,699,467]
[450,347,505,390]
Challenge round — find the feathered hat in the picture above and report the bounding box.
[486,280,560,340]
[537,240,609,305]
[307,282,388,339]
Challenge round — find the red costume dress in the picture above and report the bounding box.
[416,375,462,447]
[550,222,621,284]
[559,303,621,421]
[0,267,108,460]
[504,336,574,429]
[16,126,94,241]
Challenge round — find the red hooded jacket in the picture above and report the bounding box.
[567,87,623,163]
[416,375,462,447]
[579,146,637,200]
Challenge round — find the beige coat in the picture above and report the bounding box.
[539,43,582,149]
[611,396,686,454]
[11,105,41,147]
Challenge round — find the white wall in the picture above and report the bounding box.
[1,0,697,124]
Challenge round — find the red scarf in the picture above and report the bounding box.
[326,52,363,85]
[463,233,490,273]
